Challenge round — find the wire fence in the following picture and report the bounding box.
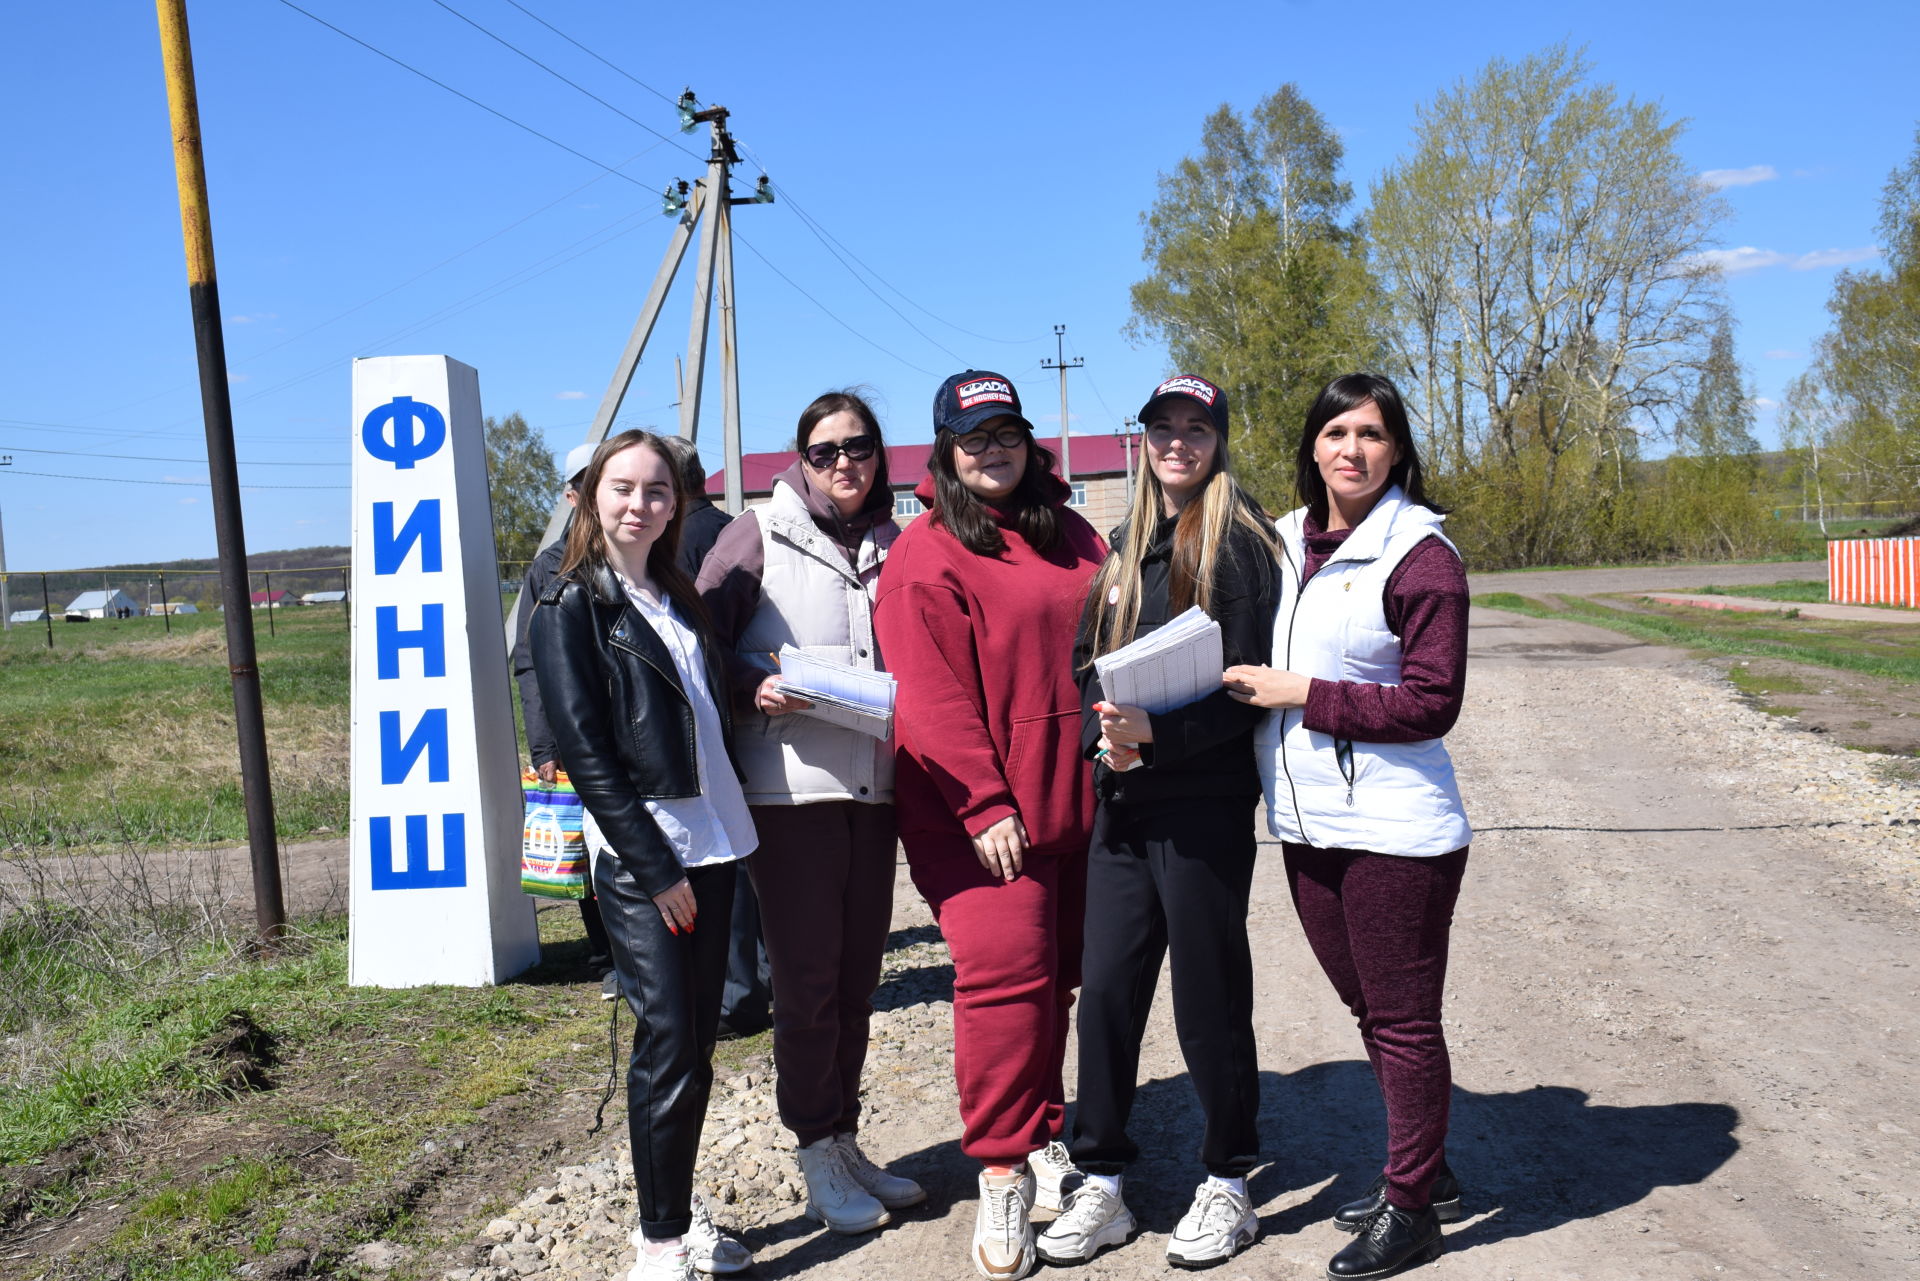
[1,559,539,650]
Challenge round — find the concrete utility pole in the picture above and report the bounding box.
[1,455,11,631]
[154,0,285,943]
[1041,324,1084,483]
[1117,417,1139,491]
[503,98,769,647]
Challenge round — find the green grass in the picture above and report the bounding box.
[0,609,349,849]
[1472,591,1920,683]
[1725,663,1806,716]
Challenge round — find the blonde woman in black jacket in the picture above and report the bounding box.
[531,430,756,1281]
[1040,376,1277,1271]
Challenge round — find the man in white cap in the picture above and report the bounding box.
[512,441,615,996]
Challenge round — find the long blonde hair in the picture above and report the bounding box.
[1084,425,1276,661]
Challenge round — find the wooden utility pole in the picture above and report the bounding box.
[1041,324,1084,482]
[155,0,286,943]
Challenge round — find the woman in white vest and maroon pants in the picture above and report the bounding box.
[696,390,924,1236]
[1224,373,1472,1281]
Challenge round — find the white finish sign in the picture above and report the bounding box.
[348,355,539,986]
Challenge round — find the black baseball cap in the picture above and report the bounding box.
[1139,374,1229,434]
[934,370,1034,437]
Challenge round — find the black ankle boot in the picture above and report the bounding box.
[1332,1166,1461,1232]
[1326,1204,1443,1279]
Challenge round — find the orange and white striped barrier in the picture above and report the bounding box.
[1829,538,1920,608]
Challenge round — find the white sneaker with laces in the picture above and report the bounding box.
[625,1241,694,1281]
[835,1133,927,1209]
[1166,1179,1258,1269]
[972,1169,1037,1280]
[1027,1139,1082,1213]
[685,1194,752,1274]
[798,1136,891,1234]
[1036,1181,1136,1264]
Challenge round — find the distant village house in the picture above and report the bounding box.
[63,589,142,620]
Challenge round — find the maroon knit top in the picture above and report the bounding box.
[1297,514,1468,744]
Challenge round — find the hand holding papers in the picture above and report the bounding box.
[1093,605,1224,715]
[773,645,895,740]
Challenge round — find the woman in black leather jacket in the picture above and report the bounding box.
[531,430,756,1281]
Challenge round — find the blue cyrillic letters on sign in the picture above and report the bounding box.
[379,709,451,784]
[372,500,443,575]
[375,604,447,679]
[368,813,468,890]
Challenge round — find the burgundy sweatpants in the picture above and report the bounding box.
[1282,842,1469,1211]
[904,833,1088,1166]
[747,801,898,1147]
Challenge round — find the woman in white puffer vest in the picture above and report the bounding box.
[1223,373,1472,1281]
[696,389,923,1238]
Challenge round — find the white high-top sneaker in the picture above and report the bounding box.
[971,1168,1037,1280]
[834,1133,927,1209]
[1037,1180,1136,1264]
[1166,1178,1257,1269]
[1027,1140,1082,1213]
[797,1136,891,1234]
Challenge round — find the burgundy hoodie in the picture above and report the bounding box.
[873,473,1107,851]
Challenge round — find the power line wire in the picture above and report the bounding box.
[0,445,346,467]
[273,0,662,189]
[500,0,685,110]
[730,231,938,377]
[1,469,347,490]
[424,0,704,163]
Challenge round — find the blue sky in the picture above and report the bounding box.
[2,0,1913,571]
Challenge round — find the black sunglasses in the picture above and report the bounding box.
[954,425,1029,455]
[803,435,879,469]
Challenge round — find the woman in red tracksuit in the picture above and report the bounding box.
[873,369,1106,1281]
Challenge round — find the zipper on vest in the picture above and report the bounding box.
[1335,738,1355,808]
[1276,539,1312,846]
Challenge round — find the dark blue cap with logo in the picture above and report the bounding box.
[1139,373,1229,434]
[934,370,1034,437]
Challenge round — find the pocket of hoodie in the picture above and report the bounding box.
[1004,709,1086,848]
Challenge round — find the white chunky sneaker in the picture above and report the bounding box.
[1036,1181,1137,1264]
[1027,1139,1083,1213]
[684,1194,752,1274]
[972,1169,1037,1280]
[625,1242,694,1281]
[1166,1179,1258,1269]
[798,1136,891,1234]
[835,1133,927,1209]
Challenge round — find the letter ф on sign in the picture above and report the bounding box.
[348,356,538,988]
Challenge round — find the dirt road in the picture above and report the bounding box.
[435,599,1918,1281]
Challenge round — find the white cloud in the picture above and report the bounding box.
[1751,396,1780,410]
[1701,165,1778,189]
[178,496,199,505]
[227,372,249,384]
[555,390,588,400]
[1694,247,1790,274]
[1763,349,1801,360]
[1791,246,1880,271]
[227,312,277,324]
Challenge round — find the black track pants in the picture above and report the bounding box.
[597,855,737,1238]
[1069,798,1260,1178]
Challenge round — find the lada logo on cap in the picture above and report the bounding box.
[956,377,1016,410]
[1156,376,1218,406]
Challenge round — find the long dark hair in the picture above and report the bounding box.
[558,430,711,631]
[796,387,892,508]
[1294,373,1446,521]
[928,425,1062,557]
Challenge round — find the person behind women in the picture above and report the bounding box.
[873,371,1106,1281]
[1037,374,1277,1270]
[696,389,924,1234]
[1222,373,1471,1281]
[531,430,757,1281]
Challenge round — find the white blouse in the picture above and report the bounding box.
[581,571,757,872]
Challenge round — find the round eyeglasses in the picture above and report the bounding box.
[954,425,1029,455]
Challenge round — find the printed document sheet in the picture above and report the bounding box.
[775,645,895,740]
[1093,605,1223,715]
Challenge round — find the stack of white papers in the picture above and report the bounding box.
[774,645,896,740]
[1093,606,1224,715]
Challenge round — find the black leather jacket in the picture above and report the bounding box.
[530,561,739,897]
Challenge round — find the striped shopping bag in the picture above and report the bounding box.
[521,768,589,899]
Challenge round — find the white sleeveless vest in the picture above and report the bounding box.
[733,480,896,805]
[1253,487,1472,856]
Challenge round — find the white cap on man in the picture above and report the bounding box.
[564,442,597,486]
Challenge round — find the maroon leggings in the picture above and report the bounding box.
[1282,842,1468,1210]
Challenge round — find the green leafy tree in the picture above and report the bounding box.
[1796,125,1920,511]
[1368,45,1730,564]
[1679,316,1758,457]
[484,412,561,571]
[1128,85,1382,508]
